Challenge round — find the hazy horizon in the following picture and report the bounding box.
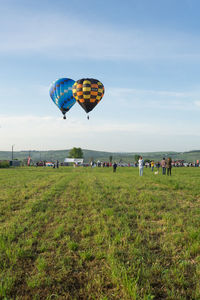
[0,147,199,154]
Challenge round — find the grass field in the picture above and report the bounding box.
[0,166,200,299]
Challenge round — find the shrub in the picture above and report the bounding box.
[0,161,10,168]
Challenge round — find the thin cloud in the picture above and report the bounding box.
[1,114,200,138]
[1,9,200,61]
[107,87,200,111]
[108,87,187,98]
[1,114,200,152]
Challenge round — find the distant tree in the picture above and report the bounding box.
[144,159,150,163]
[134,154,140,162]
[68,147,83,158]
[109,155,113,163]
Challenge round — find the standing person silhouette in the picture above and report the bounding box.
[161,157,166,175]
[166,157,172,176]
[138,156,144,176]
[113,162,117,173]
[56,160,59,168]
[151,160,155,172]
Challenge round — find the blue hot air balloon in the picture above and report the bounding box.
[49,78,76,119]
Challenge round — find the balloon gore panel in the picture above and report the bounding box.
[50,78,76,115]
[72,78,105,113]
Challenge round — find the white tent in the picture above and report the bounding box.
[64,158,84,164]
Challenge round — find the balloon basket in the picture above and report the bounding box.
[63,115,66,120]
[87,115,89,120]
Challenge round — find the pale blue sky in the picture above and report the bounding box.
[1,0,200,152]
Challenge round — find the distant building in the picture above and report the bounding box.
[64,158,84,166]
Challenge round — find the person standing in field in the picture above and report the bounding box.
[151,160,155,172]
[113,162,117,173]
[166,157,172,176]
[138,156,144,176]
[56,160,59,168]
[161,157,166,175]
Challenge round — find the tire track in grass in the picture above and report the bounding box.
[18,172,126,300]
[137,170,200,299]
[52,171,154,299]
[87,169,200,299]
[73,175,125,299]
[0,169,62,223]
[86,173,150,300]
[47,175,120,299]
[17,172,94,299]
[92,170,199,300]
[50,173,126,299]
[0,172,76,299]
[83,172,153,299]
[86,172,169,299]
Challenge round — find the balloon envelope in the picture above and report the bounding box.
[50,78,76,117]
[72,78,104,113]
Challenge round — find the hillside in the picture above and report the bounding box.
[0,149,200,163]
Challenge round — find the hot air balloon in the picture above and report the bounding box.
[72,78,105,119]
[49,78,76,119]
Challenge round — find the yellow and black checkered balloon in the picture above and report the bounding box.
[72,78,105,113]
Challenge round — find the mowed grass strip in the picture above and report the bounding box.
[0,167,199,299]
[0,167,68,223]
[93,169,200,299]
[0,167,76,299]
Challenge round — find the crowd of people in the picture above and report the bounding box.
[89,157,175,175]
[138,157,172,176]
[34,158,198,176]
[90,160,118,172]
[36,160,59,168]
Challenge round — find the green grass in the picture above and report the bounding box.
[0,166,200,299]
